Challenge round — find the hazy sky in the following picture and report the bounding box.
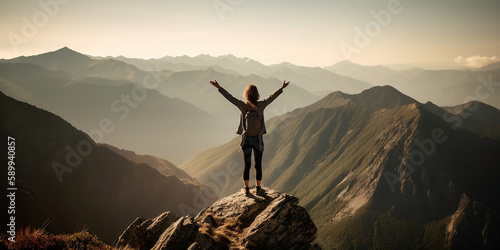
[1,0,499,67]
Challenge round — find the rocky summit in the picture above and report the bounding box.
[116,187,317,249]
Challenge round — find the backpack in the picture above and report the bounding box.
[245,110,261,136]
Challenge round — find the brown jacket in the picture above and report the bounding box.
[218,87,283,135]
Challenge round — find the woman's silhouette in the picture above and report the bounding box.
[210,80,289,195]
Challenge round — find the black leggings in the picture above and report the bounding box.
[242,136,263,181]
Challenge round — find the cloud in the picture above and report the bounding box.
[454,55,500,68]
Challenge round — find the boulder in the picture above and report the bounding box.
[116,211,178,249]
[117,187,317,249]
[195,187,317,249]
[244,193,317,248]
[152,216,212,250]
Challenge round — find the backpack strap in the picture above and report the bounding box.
[258,132,264,152]
[239,132,247,153]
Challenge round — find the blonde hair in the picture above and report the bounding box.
[243,84,260,111]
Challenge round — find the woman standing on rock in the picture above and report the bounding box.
[210,80,289,195]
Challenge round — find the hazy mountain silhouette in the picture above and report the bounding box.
[3,47,149,84]
[396,68,500,109]
[325,60,424,86]
[98,54,240,75]
[0,48,324,163]
[475,61,500,71]
[105,53,272,77]
[0,62,232,164]
[102,143,195,181]
[325,60,500,109]
[434,101,500,140]
[267,62,372,95]
[109,54,372,95]
[155,68,319,122]
[0,91,215,243]
[180,85,500,248]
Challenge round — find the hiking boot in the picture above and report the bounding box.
[256,186,262,195]
[245,186,250,195]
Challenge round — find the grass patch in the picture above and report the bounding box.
[0,226,113,250]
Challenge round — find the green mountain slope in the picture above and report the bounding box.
[180,85,500,248]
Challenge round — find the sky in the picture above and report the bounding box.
[1,0,499,68]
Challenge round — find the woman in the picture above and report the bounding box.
[210,80,289,195]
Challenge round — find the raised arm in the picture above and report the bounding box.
[281,80,290,90]
[210,80,244,109]
[262,80,290,108]
[210,80,221,89]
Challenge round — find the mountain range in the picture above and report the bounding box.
[2,48,500,248]
[102,143,194,182]
[1,47,346,164]
[102,53,373,96]
[0,91,215,243]
[104,52,500,110]
[0,61,229,164]
[326,60,500,109]
[180,85,500,249]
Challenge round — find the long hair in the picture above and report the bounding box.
[243,84,260,111]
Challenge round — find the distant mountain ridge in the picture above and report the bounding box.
[102,143,195,181]
[475,61,500,71]
[181,85,500,248]
[324,60,424,86]
[0,62,233,164]
[4,47,149,83]
[325,60,500,109]
[104,52,373,95]
[0,48,332,163]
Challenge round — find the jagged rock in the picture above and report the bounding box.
[187,242,205,250]
[195,187,317,249]
[117,188,316,249]
[152,216,213,250]
[147,212,181,242]
[115,217,150,249]
[116,211,178,250]
[244,193,317,248]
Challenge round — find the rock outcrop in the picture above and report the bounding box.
[117,187,317,249]
[116,211,179,249]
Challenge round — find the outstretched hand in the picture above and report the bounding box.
[281,80,290,90]
[210,80,221,89]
